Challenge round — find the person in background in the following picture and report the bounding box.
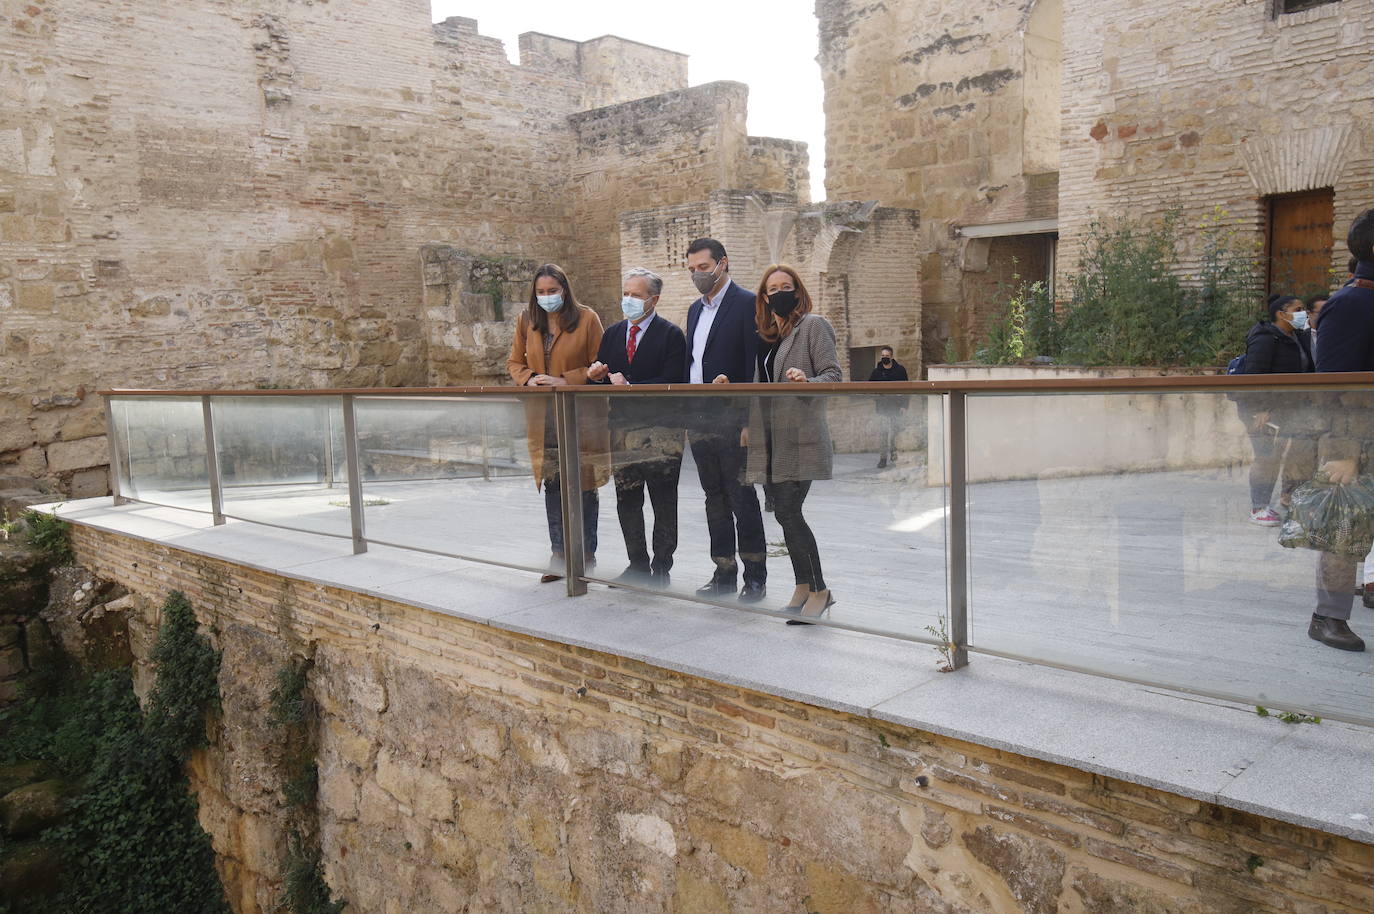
[1239,294,1313,526]
[745,265,842,623]
[506,264,608,583]
[587,268,687,587]
[1307,209,1374,652]
[868,345,909,468]
[685,238,768,602]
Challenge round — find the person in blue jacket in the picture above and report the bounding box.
[683,238,767,602]
[1307,208,1374,652]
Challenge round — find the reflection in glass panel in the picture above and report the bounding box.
[353,394,555,574]
[964,388,1374,726]
[211,396,351,539]
[574,390,947,641]
[109,397,210,511]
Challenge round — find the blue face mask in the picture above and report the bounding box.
[1290,310,1309,331]
[621,295,648,321]
[536,293,564,313]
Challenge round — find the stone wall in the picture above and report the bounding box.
[68,522,1374,914]
[0,2,808,493]
[1058,0,1374,286]
[815,0,1060,366]
[619,192,922,378]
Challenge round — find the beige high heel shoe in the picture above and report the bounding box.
[783,584,810,612]
[787,589,835,626]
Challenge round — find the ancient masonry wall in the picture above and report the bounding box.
[1058,0,1374,286]
[815,0,1054,365]
[71,522,1374,914]
[2,1,805,497]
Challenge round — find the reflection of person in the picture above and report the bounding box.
[1307,209,1374,652]
[868,345,908,468]
[588,268,687,587]
[685,238,768,602]
[1239,294,1313,526]
[506,264,607,582]
[745,265,842,623]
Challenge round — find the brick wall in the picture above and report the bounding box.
[69,523,1374,913]
[1058,0,1374,288]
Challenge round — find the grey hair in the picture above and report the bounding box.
[622,267,663,298]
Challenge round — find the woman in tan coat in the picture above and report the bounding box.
[507,264,609,581]
[744,265,842,622]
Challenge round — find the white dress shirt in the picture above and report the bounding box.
[689,279,733,384]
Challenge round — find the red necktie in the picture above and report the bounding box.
[627,323,640,363]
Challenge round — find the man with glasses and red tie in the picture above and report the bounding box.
[588,268,688,587]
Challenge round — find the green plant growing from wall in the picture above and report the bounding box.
[269,658,347,914]
[22,508,73,565]
[0,590,230,914]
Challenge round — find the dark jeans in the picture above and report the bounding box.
[615,454,682,574]
[878,412,899,460]
[765,481,825,591]
[543,475,598,559]
[689,431,766,585]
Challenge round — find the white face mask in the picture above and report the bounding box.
[536,293,564,313]
[621,295,649,321]
[1289,310,1309,331]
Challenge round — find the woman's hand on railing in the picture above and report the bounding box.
[528,374,567,387]
[711,374,729,384]
[784,367,807,383]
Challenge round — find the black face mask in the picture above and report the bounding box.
[881,357,893,365]
[768,289,799,318]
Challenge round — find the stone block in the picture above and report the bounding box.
[15,284,54,313]
[0,419,34,453]
[45,436,108,473]
[69,467,109,499]
[0,645,24,679]
[0,623,19,649]
[0,779,67,838]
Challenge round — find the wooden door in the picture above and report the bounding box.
[1267,189,1335,297]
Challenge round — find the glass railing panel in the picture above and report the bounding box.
[108,396,210,511]
[352,392,556,574]
[964,386,1374,725]
[210,396,351,539]
[570,389,947,640]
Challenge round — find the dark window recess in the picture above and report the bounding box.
[1277,0,1340,14]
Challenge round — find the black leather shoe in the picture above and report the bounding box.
[739,581,767,603]
[696,576,737,597]
[612,567,652,587]
[1309,615,1366,652]
[649,570,671,589]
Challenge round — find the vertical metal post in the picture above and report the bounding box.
[341,395,368,554]
[554,389,588,596]
[323,404,336,489]
[202,396,226,526]
[103,396,130,505]
[945,391,971,670]
[480,410,491,481]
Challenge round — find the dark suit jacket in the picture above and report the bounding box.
[684,279,760,384]
[595,314,688,459]
[596,314,687,386]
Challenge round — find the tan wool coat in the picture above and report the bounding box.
[746,312,843,484]
[506,305,610,492]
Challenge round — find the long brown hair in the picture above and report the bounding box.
[755,264,814,343]
[524,263,584,335]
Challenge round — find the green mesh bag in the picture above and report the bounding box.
[1279,474,1374,557]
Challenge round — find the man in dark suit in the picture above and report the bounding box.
[682,238,767,601]
[588,268,687,586]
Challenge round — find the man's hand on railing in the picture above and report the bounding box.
[711,374,729,384]
[586,362,609,382]
[1322,459,1359,485]
[608,372,629,386]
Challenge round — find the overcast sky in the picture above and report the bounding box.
[430,1,827,201]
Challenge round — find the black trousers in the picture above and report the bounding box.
[764,481,825,591]
[615,453,682,574]
[688,431,767,585]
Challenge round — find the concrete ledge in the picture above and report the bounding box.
[41,497,1374,845]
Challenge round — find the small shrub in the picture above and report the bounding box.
[23,509,73,566]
